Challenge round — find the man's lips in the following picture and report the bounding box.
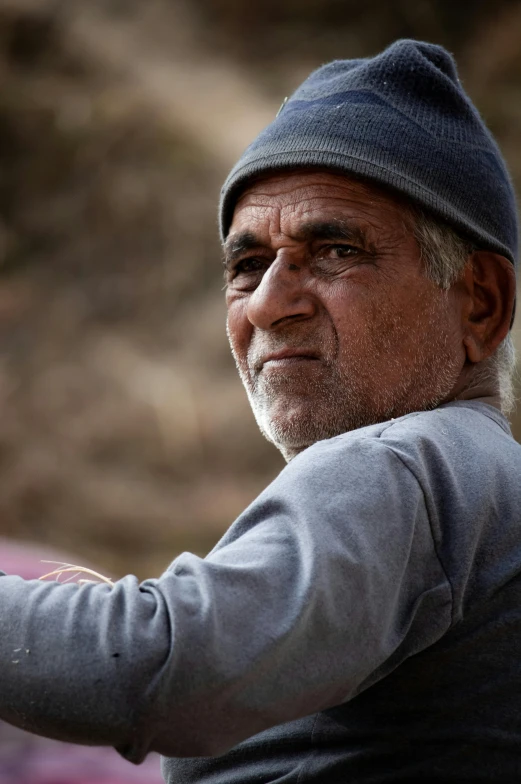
[256,349,321,370]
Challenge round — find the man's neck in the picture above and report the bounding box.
[451,394,502,411]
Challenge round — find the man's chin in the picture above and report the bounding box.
[253,402,354,458]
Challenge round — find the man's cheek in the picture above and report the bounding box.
[226,312,250,370]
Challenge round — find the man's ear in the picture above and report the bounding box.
[461,251,516,364]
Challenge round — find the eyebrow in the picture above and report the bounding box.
[222,219,369,268]
[222,232,260,268]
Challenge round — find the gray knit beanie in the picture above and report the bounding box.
[219,39,518,273]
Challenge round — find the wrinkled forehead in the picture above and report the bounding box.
[227,169,416,248]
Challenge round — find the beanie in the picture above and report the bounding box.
[219,39,518,272]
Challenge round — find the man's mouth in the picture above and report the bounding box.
[256,349,320,370]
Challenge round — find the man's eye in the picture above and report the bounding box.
[323,244,358,258]
[226,257,267,290]
[234,258,266,275]
[312,243,367,277]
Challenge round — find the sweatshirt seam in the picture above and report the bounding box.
[295,713,321,784]
[374,441,456,628]
[454,403,512,434]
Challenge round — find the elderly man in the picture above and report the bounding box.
[0,39,520,784]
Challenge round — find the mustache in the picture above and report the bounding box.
[247,329,337,373]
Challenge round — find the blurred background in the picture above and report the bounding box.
[0,0,519,584]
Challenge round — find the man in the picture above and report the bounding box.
[0,38,520,783]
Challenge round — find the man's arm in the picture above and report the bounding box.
[0,436,452,762]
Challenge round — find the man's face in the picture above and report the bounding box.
[224,170,466,460]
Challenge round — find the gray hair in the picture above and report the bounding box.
[410,208,517,416]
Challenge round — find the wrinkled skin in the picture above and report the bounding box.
[224,170,515,461]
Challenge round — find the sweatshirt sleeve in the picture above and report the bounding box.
[0,436,452,762]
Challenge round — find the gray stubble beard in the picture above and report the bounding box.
[229,298,463,461]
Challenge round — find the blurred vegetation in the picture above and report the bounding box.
[0,0,519,578]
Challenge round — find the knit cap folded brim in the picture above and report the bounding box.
[219,39,518,273]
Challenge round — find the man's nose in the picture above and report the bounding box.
[246,255,316,330]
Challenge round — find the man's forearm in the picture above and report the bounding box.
[0,573,169,763]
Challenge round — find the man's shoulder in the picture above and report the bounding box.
[320,400,509,444]
[301,400,518,479]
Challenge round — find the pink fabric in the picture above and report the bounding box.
[0,539,95,581]
[0,732,164,784]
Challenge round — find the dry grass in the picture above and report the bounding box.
[39,561,114,586]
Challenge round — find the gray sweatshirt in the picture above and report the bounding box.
[0,400,520,782]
